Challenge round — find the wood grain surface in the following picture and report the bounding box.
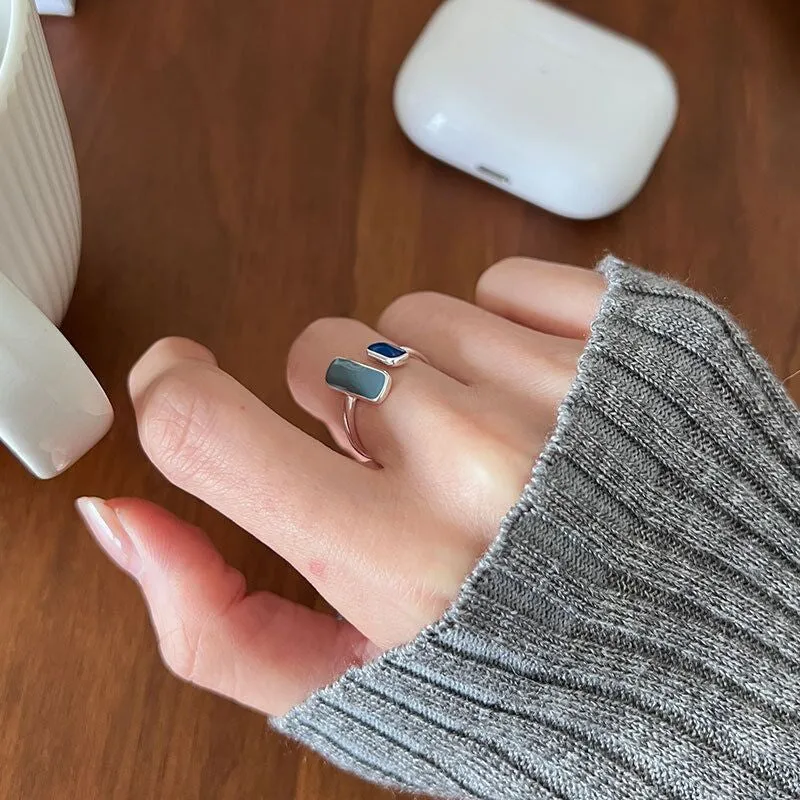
[1,0,798,798]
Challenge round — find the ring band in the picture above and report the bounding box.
[325,342,429,466]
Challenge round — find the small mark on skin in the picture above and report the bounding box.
[308,559,327,580]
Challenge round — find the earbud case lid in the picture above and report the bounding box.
[394,0,678,219]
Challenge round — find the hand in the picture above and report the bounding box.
[77,258,605,715]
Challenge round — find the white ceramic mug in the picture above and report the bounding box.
[0,0,112,479]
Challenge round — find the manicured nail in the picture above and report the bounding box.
[76,497,142,577]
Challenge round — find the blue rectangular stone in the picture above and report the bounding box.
[325,358,391,403]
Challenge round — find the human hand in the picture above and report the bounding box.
[77,258,605,716]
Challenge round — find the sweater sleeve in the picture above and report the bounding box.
[273,257,800,800]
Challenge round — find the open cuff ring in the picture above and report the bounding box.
[325,342,429,466]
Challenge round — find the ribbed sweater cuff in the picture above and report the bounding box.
[274,257,800,800]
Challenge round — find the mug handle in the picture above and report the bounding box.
[0,271,113,479]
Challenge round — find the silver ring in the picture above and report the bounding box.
[325,342,429,466]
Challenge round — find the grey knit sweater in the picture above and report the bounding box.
[275,258,800,800]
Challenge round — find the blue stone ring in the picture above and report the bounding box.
[325,342,429,466]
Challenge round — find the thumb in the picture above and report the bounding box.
[76,497,377,715]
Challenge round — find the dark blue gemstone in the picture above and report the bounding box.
[368,342,406,360]
[325,358,390,402]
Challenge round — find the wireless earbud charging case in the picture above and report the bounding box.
[394,0,678,220]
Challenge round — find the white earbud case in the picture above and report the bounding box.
[394,0,678,219]
[35,0,74,15]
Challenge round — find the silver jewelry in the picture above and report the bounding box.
[325,342,429,465]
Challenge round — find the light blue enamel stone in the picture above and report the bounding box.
[325,358,390,402]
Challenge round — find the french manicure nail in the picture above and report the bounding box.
[76,497,143,577]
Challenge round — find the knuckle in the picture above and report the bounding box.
[475,258,512,292]
[287,317,341,379]
[489,256,535,273]
[287,317,366,390]
[379,291,445,333]
[147,336,196,355]
[139,366,222,486]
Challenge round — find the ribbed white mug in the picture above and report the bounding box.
[0,0,112,479]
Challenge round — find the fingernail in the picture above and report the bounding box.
[76,497,143,577]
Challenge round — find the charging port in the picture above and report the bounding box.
[476,165,510,185]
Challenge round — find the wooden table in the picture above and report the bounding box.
[1,1,798,797]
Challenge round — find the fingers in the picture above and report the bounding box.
[120,257,606,660]
[287,317,533,531]
[476,257,606,339]
[128,338,474,648]
[378,291,581,411]
[85,258,609,719]
[77,497,376,715]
